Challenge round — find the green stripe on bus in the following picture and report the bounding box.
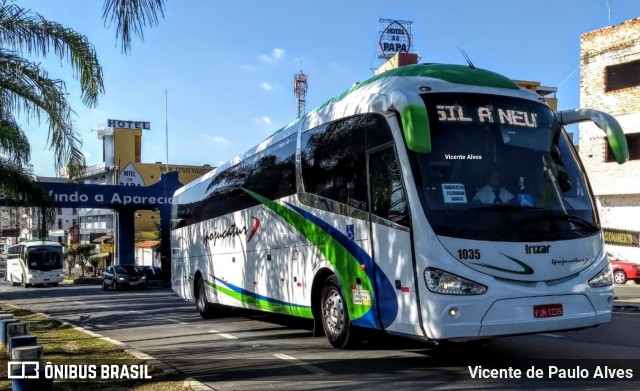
[242,188,373,321]
[206,280,313,318]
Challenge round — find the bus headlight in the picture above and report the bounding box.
[589,264,613,288]
[424,267,487,295]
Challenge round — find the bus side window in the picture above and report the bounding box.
[301,116,368,210]
[369,147,409,227]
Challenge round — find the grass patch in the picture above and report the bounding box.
[0,307,190,390]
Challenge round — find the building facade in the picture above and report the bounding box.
[0,206,32,250]
[77,119,214,265]
[578,17,640,259]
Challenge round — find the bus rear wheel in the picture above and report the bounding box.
[321,275,355,349]
[196,278,215,319]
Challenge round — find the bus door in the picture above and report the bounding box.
[367,145,420,335]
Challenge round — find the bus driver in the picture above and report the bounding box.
[472,168,514,204]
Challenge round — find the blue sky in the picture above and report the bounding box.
[17,0,640,177]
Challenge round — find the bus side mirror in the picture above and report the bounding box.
[389,91,431,153]
[555,108,628,164]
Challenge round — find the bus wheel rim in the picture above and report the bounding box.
[323,290,344,335]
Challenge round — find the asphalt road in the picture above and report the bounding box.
[2,281,640,390]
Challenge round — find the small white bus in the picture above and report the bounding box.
[6,240,64,287]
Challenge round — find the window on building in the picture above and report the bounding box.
[606,133,640,161]
[605,60,640,92]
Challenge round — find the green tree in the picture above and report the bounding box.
[68,243,96,277]
[63,248,75,276]
[0,0,166,236]
[151,219,161,239]
[88,255,103,277]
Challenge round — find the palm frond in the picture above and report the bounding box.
[0,159,56,238]
[0,157,46,203]
[102,0,166,54]
[0,2,103,106]
[0,108,30,165]
[0,51,85,173]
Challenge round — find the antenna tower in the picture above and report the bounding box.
[293,70,308,118]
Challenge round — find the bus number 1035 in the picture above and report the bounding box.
[458,249,481,260]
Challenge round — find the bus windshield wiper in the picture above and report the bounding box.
[520,214,598,230]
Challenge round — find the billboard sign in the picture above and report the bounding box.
[603,228,640,247]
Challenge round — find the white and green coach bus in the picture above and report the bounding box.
[170,63,628,348]
[6,240,64,287]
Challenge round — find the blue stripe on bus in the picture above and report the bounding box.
[284,202,398,329]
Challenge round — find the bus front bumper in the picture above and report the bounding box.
[426,293,613,340]
[26,273,64,285]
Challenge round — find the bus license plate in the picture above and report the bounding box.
[534,304,563,318]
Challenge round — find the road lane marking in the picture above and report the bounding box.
[273,353,330,376]
[207,330,238,339]
[538,333,563,338]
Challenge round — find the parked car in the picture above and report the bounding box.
[607,251,640,284]
[141,266,163,281]
[102,264,147,290]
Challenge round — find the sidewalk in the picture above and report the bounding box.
[0,303,213,390]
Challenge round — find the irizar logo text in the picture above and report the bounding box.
[525,244,550,254]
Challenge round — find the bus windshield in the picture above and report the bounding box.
[409,93,598,242]
[26,246,63,271]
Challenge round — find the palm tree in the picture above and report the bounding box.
[0,0,166,237]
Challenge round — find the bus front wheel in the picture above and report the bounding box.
[321,275,355,349]
[196,278,215,319]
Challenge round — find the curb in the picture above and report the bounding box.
[1,302,216,390]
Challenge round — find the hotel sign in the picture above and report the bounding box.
[603,228,640,247]
[119,163,146,187]
[107,119,151,130]
[378,19,413,59]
